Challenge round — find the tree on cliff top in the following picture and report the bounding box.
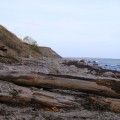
[23,36,37,46]
[23,36,40,53]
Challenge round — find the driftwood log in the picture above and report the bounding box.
[0,80,75,108]
[0,92,75,108]
[1,72,120,112]
[0,72,120,98]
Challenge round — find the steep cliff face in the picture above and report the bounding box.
[0,25,61,59]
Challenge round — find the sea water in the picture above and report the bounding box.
[65,58,120,71]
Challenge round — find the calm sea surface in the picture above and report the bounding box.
[65,58,120,71]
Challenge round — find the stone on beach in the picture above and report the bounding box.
[103,71,116,78]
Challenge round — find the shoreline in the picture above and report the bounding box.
[0,57,120,120]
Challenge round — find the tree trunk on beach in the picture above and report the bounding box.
[0,72,120,99]
[0,83,75,108]
[1,72,120,112]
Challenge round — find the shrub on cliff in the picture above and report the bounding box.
[23,36,40,54]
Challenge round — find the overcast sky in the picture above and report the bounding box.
[0,0,120,58]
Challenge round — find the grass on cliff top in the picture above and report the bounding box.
[0,25,40,57]
[0,24,61,58]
